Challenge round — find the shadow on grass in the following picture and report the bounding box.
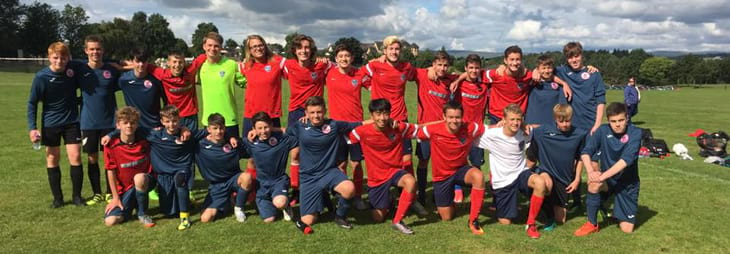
[632,121,646,125]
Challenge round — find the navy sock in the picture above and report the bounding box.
[135,188,149,217]
[70,165,83,198]
[586,192,601,225]
[235,187,248,208]
[335,195,350,218]
[47,167,63,201]
[88,163,101,195]
[417,167,427,203]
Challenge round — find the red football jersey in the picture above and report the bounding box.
[240,55,286,118]
[349,122,418,187]
[104,137,153,195]
[484,69,533,119]
[414,68,458,124]
[361,61,415,121]
[417,122,484,181]
[283,59,331,112]
[325,66,370,122]
[458,77,489,124]
[148,54,206,117]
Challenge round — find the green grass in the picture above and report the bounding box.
[1,70,729,253]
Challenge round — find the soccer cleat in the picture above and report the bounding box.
[295,220,313,235]
[104,193,113,203]
[526,224,540,239]
[410,201,429,217]
[543,220,557,231]
[282,206,293,221]
[453,189,464,204]
[138,215,156,228]
[574,222,600,237]
[189,191,196,202]
[334,216,353,230]
[86,194,104,206]
[72,196,86,207]
[234,206,247,222]
[148,189,159,201]
[353,197,369,211]
[177,218,191,231]
[50,199,64,209]
[469,220,485,235]
[391,221,415,235]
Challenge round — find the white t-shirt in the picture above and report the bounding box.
[477,126,532,189]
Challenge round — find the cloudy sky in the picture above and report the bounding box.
[28,0,730,52]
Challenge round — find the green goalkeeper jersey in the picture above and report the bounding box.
[198,56,246,126]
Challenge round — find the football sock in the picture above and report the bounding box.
[88,163,101,195]
[70,165,83,198]
[135,188,149,217]
[335,194,350,218]
[290,164,300,189]
[586,192,601,225]
[393,190,414,224]
[417,167,427,203]
[353,165,364,196]
[47,167,63,201]
[527,195,545,225]
[470,188,485,222]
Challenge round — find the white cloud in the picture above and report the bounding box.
[506,20,542,40]
[450,39,464,50]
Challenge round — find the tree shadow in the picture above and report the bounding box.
[632,121,646,125]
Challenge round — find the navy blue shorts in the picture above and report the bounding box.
[180,115,198,131]
[299,169,349,216]
[534,170,570,209]
[256,175,291,219]
[105,174,156,219]
[487,113,502,125]
[243,117,282,139]
[368,170,407,209]
[416,141,431,160]
[42,122,82,146]
[338,138,364,162]
[203,173,241,211]
[606,179,640,224]
[433,165,472,207]
[287,108,306,128]
[156,171,190,216]
[469,147,485,167]
[493,170,533,219]
[81,128,114,153]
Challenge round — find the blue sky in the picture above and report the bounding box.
[27,0,730,52]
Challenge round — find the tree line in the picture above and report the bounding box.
[2,1,728,86]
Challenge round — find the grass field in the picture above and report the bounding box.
[1,70,729,253]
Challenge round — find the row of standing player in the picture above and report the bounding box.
[27,33,639,236]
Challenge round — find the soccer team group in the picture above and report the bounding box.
[27,31,641,238]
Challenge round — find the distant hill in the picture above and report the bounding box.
[649,51,729,58]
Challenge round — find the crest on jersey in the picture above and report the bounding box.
[143,80,153,88]
[264,65,272,72]
[518,141,525,150]
[219,71,226,77]
[103,70,112,79]
[400,74,406,81]
[322,124,331,134]
[620,135,629,144]
[387,133,396,141]
[581,72,590,80]
[351,79,358,87]
[269,137,279,146]
[551,82,559,90]
[223,144,232,153]
[66,69,74,77]
[311,72,317,80]
[458,136,467,144]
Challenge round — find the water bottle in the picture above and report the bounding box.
[32,134,41,150]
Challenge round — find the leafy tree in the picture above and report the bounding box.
[0,0,25,56]
[639,57,675,86]
[190,22,219,55]
[172,39,190,56]
[60,4,88,57]
[283,32,303,59]
[267,43,284,55]
[19,2,61,56]
[331,37,364,66]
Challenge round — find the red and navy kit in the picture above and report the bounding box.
[240,132,298,184]
[348,122,418,187]
[484,69,533,119]
[555,66,607,130]
[414,68,458,124]
[240,55,286,118]
[417,122,484,181]
[458,77,489,124]
[104,137,153,194]
[285,119,360,179]
[325,66,370,122]
[27,65,81,130]
[148,54,206,118]
[194,135,245,184]
[76,61,120,130]
[283,59,331,112]
[362,61,416,121]
[118,71,164,130]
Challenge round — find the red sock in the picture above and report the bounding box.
[393,190,414,224]
[527,195,545,225]
[246,168,257,203]
[403,161,414,175]
[353,166,364,196]
[290,164,299,189]
[470,188,485,222]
